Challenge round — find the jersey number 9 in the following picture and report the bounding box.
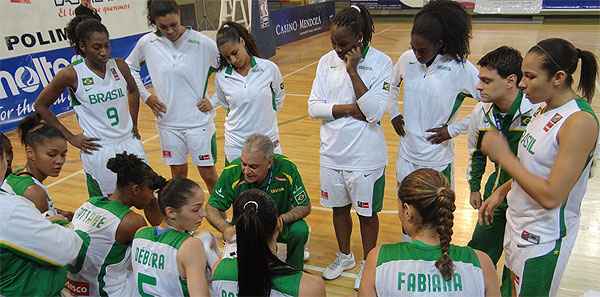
[106,107,120,126]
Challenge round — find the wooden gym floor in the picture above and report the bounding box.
[5,19,599,296]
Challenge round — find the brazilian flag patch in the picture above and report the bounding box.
[521,115,531,126]
[383,82,390,91]
[82,77,94,86]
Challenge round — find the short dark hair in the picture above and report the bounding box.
[478,46,523,85]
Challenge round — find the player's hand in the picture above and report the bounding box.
[481,129,512,162]
[470,192,482,210]
[57,209,74,221]
[146,95,167,116]
[426,125,451,144]
[223,224,236,243]
[197,98,213,112]
[344,46,362,73]
[132,126,141,140]
[68,133,101,154]
[391,114,406,136]
[478,190,504,225]
[349,103,367,121]
[277,215,285,232]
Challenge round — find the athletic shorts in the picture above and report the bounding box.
[501,226,578,297]
[158,123,216,166]
[396,156,453,188]
[319,166,385,217]
[81,136,146,197]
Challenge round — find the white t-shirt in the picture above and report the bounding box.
[308,47,393,170]
[126,29,219,129]
[390,51,479,167]
[213,56,284,152]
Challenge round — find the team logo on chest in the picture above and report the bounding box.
[110,68,120,81]
[543,113,563,132]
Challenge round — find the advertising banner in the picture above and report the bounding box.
[0,0,149,132]
[542,0,600,9]
[475,0,543,14]
[270,1,335,46]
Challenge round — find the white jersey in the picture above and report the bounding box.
[506,98,598,247]
[132,226,191,297]
[1,172,57,216]
[66,197,133,297]
[71,59,133,142]
[390,51,479,167]
[308,47,392,170]
[126,29,219,129]
[213,56,284,152]
[375,241,485,297]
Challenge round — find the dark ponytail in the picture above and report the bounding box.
[18,112,65,148]
[233,189,296,296]
[107,152,166,191]
[65,15,108,56]
[216,21,260,70]
[398,168,456,281]
[529,38,598,102]
[332,4,374,49]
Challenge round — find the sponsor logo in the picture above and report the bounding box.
[188,39,201,45]
[66,279,90,296]
[10,0,31,4]
[110,68,120,81]
[274,16,322,36]
[294,191,307,204]
[0,55,79,100]
[437,65,452,72]
[543,113,562,132]
[162,150,172,158]
[320,190,328,199]
[199,154,210,160]
[520,230,540,245]
[358,65,373,71]
[82,77,94,86]
[270,187,284,194]
[357,201,369,208]
[520,115,531,126]
[382,82,390,92]
[5,28,68,51]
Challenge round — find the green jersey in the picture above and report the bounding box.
[209,154,309,213]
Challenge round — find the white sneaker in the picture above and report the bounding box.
[354,260,365,290]
[322,252,356,280]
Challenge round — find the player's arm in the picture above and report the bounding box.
[389,58,405,136]
[353,57,393,124]
[125,39,152,103]
[22,184,50,214]
[2,200,85,267]
[271,64,286,111]
[115,212,147,245]
[116,58,141,139]
[357,245,380,297]
[206,172,236,241]
[475,250,500,297]
[34,67,101,153]
[178,238,211,297]
[466,105,487,209]
[298,273,326,297]
[280,166,311,224]
[482,111,598,209]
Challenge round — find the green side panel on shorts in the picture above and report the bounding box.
[179,277,190,297]
[86,173,103,198]
[500,265,514,297]
[372,169,385,213]
[519,239,562,297]
[211,132,217,163]
[441,163,453,184]
[98,242,129,297]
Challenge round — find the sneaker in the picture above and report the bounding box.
[304,247,310,261]
[322,252,356,280]
[354,260,365,290]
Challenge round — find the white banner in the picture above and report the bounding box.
[1,0,149,58]
[475,0,543,14]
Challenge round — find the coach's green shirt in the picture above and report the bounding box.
[209,154,309,213]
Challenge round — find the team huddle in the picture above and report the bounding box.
[0,0,597,296]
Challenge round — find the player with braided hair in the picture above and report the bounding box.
[359,168,499,297]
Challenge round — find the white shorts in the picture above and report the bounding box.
[158,123,216,166]
[396,156,453,188]
[81,136,146,197]
[224,139,282,164]
[502,227,578,297]
[319,166,385,217]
